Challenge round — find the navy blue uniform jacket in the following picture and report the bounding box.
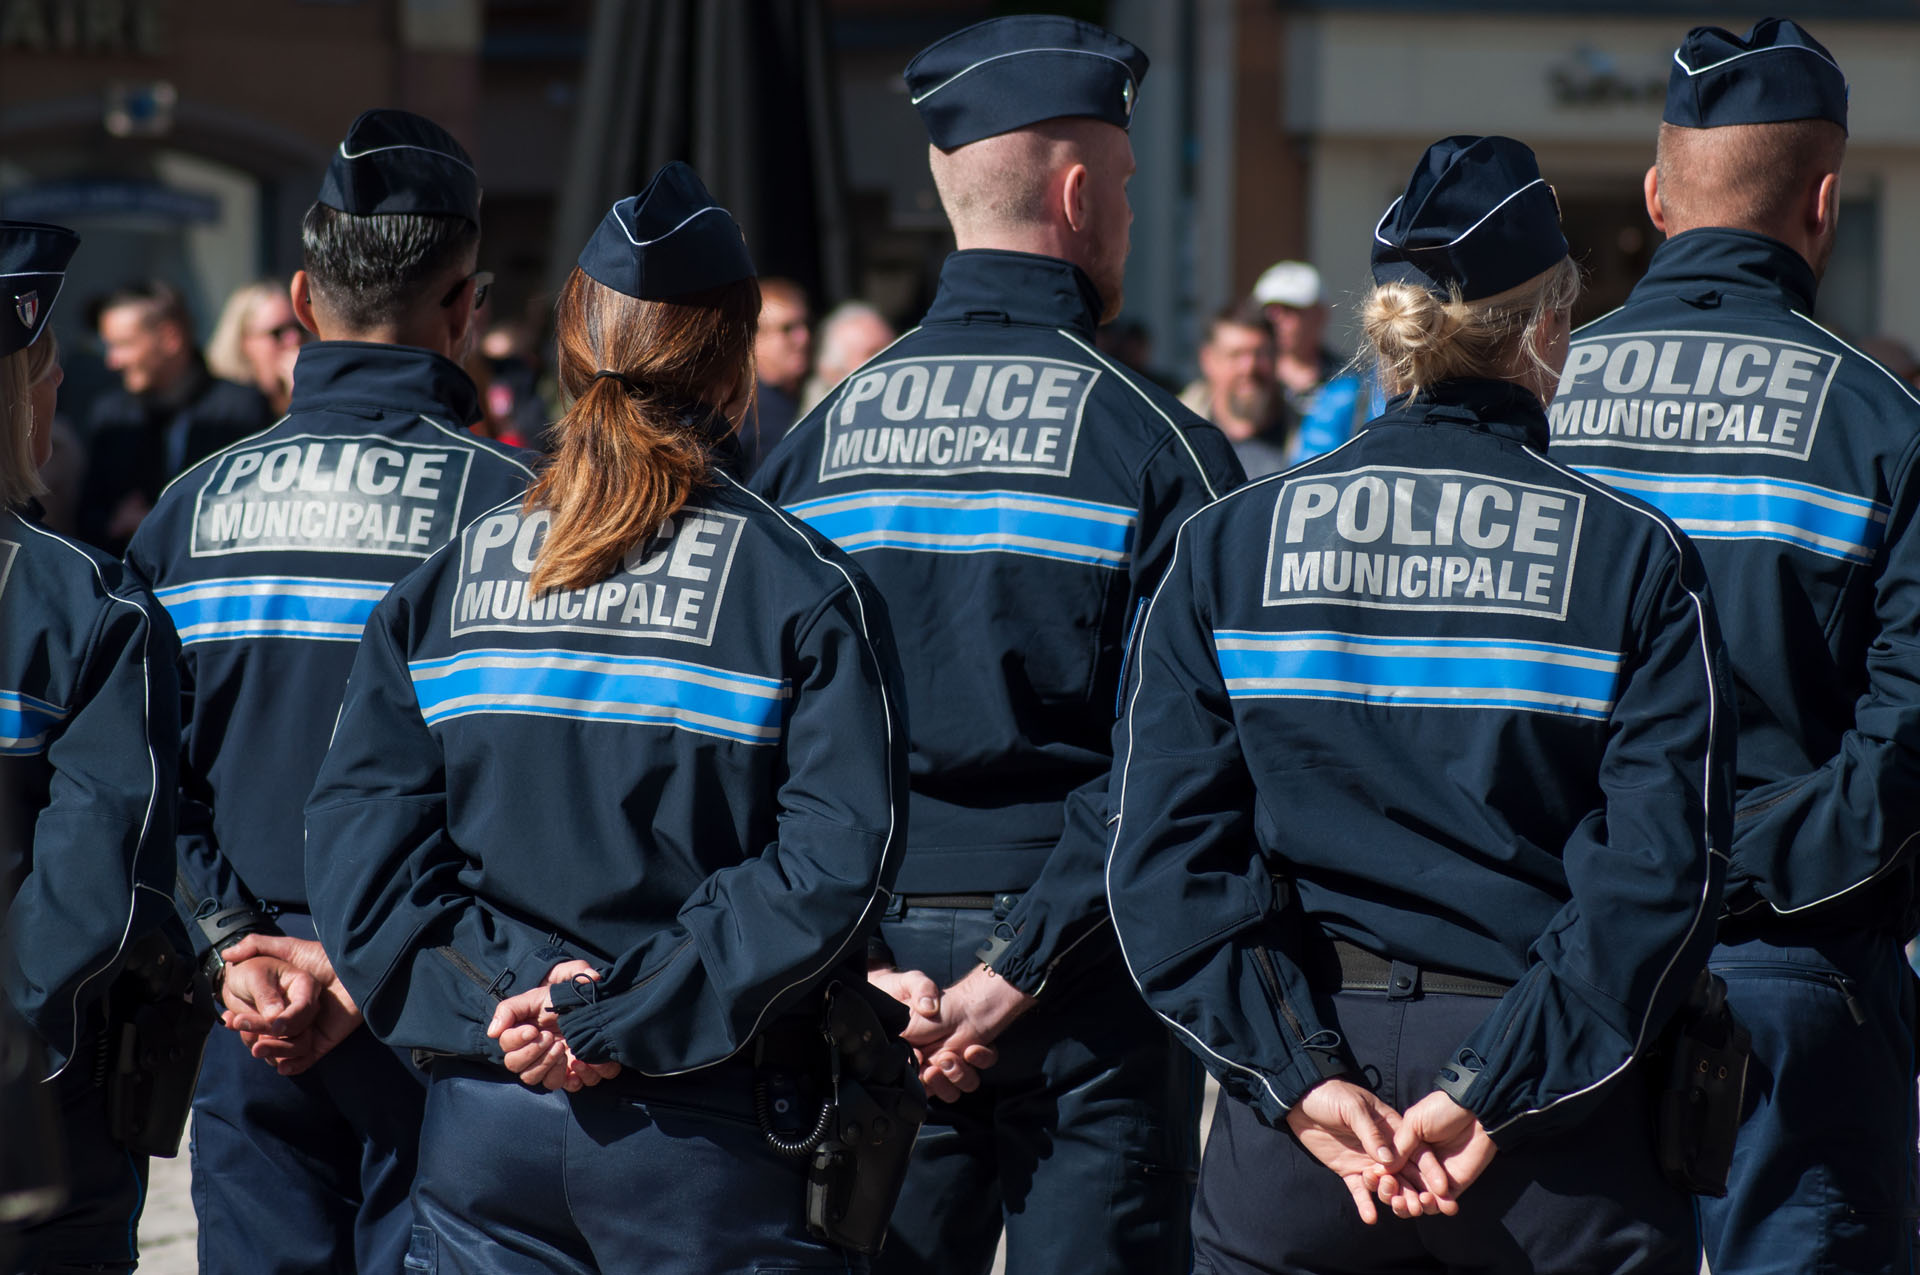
[123,342,535,947]
[304,470,908,1072]
[1554,229,1920,935]
[1106,379,1733,1144]
[753,250,1244,992]
[2,509,179,1076]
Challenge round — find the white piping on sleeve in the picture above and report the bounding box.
[17,520,165,1082]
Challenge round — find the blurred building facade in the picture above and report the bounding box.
[4,0,1919,409]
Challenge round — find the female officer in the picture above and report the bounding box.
[303,163,910,1274]
[0,220,183,1271]
[1105,136,1733,1274]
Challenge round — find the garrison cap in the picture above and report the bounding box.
[904,15,1148,150]
[578,162,755,301]
[0,220,79,359]
[1665,18,1848,134]
[317,108,482,225]
[1371,136,1567,302]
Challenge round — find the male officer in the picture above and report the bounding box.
[1552,21,1920,1275]
[123,110,535,1274]
[754,16,1243,1273]
[1,220,186,1275]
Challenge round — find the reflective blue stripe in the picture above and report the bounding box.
[0,690,66,756]
[1214,632,1622,721]
[155,577,389,645]
[1576,466,1886,565]
[409,650,787,745]
[787,489,1135,567]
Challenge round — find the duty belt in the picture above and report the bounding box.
[886,893,1021,916]
[1333,941,1510,999]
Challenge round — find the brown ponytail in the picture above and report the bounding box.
[526,268,761,596]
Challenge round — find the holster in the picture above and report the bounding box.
[103,928,216,1157]
[1649,969,1750,1196]
[755,980,926,1255]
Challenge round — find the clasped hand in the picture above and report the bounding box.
[1286,1079,1497,1225]
[868,963,1033,1102]
[486,960,624,1093]
[217,934,362,1076]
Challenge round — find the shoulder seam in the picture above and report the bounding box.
[1053,329,1220,501]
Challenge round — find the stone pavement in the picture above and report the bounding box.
[136,1143,193,1275]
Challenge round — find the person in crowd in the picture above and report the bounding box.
[1254,260,1374,462]
[756,16,1244,1273]
[480,317,551,444]
[1552,21,1920,1275]
[79,280,270,554]
[1181,301,1292,477]
[304,160,911,1275]
[1107,134,1731,1275]
[740,275,811,474]
[122,109,535,1275]
[800,300,896,414]
[207,279,307,417]
[0,220,185,1275]
[1860,335,1920,388]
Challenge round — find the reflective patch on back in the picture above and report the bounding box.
[1574,466,1885,565]
[818,356,1098,481]
[409,648,787,745]
[1264,466,1585,620]
[190,435,474,559]
[155,576,390,646]
[450,504,744,645]
[1214,629,1622,722]
[787,488,1135,568]
[1550,330,1839,461]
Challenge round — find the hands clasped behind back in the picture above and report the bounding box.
[218,933,365,1076]
[870,963,1031,1102]
[1288,1078,1497,1224]
[488,959,624,1093]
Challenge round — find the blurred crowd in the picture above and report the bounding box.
[47,256,1920,556]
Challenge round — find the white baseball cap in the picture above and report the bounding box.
[1253,260,1321,309]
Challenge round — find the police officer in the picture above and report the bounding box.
[754,15,1243,1273]
[1550,22,1919,1274]
[1105,137,1734,1274]
[303,162,909,1274]
[0,220,184,1273]
[122,110,535,1274]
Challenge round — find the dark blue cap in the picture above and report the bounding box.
[905,15,1148,150]
[1665,19,1847,134]
[317,108,482,225]
[1371,136,1568,302]
[577,162,755,301]
[0,220,79,358]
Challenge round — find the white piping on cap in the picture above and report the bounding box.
[910,47,1135,106]
[1673,41,1844,79]
[1374,178,1550,254]
[337,142,477,174]
[610,203,731,249]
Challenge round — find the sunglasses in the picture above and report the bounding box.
[441,270,494,311]
[250,321,307,343]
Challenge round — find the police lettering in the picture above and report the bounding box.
[190,436,471,559]
[1265,467,1583,619]
[1549,331,1838,461]
[818,356,1096,480]
[451,506,744,645]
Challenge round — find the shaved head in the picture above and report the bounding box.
[1654,119,1845,241]
[928,117,1135,320]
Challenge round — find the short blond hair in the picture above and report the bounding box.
[206,280,287,384]
[0,329,57,510]
[1361,259,1581,399]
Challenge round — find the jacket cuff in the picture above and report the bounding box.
[975,922,1048,996]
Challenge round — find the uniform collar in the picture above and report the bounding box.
[1379,377,1551,450]
[923,250,1106,335]
[287,341,482,427]
[1631,227,1818,314]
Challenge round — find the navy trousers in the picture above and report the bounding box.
[405,1058,864,1274]
[189,913,426,1275]
[6,1041,146,1275]
[1698,928,1917,1275]
[1192,985,1698,1275]
[872,907,1201,1275]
